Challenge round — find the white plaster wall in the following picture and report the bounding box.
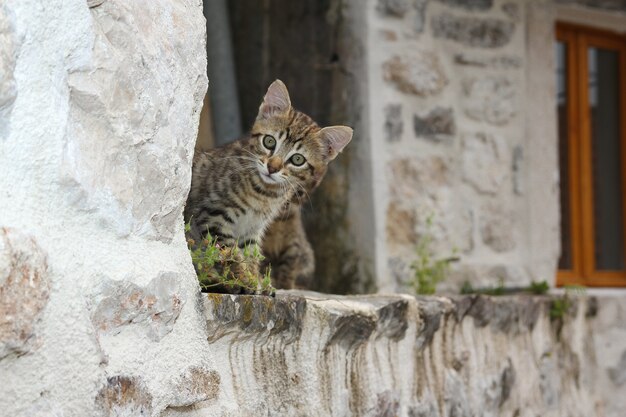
[525,0,561,286]
[0,0,208,415]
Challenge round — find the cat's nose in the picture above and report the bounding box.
[267,157,282,174]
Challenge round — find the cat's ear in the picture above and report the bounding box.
[319,126,353,160]
[258,80,291,119]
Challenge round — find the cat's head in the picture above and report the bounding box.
[249,80,352,195]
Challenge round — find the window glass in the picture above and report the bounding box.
[588,47,624,270]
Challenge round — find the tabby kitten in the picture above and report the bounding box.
[184,80,352,290]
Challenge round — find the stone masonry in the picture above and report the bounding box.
[375,0,561,292]
[0,0,208,415]
[161,291,623,417]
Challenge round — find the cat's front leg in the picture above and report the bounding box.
[274,242,314,290]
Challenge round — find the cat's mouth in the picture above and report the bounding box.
[257,167,283,185]
[261,173,277,184]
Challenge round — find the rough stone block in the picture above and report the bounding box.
[95,376,152,417]
[461,132,507,195]
[480,204,517,252]
[387,155,473,256]
[454,53,522,69]
[61,0,207,243]
[416,199,474,256]
[170,367,221,408]
[388,156,451,200]
[384,103,403,142]
[204,292,307,343]
[463,76,517,126]
[91,272,184,342]
[0,228,50,359]
[413,107,456,142]
[377,0,410,17]
[383,52,447,97]
[432,13,514,48]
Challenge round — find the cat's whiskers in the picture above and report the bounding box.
[282,177,298,199]
[285,177,312,209]
[240,148,261,160]
[223,163,256,176]
[220,155,257,163]
[296,183,313,208]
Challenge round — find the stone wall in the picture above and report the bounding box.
[0,0,208,415]
[161,291,623,417]
[371,0,626,293]
[372,0,565,292]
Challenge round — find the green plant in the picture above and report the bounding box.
[549,296,570,320]
[549,285,586,320]
[410,216,458,295]
[185,222,273,295]
[528,280,550,294]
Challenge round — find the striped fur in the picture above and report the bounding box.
[261,200,315,289]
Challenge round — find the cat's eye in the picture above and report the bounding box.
[290,153,306,166]
[262,135,276,150]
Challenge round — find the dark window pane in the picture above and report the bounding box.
[557,41,573,270]
[588,47,624,270]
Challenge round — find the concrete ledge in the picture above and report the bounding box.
[161,291,621,417]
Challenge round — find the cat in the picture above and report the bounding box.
[184,79,352,292]
[261,193,315,290]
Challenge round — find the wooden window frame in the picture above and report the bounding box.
[556,22,626,287]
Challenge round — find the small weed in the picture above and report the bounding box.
[185,222,274,295]
[549,296,570,320]
[410,215,458,295]
[550,285,586,320]
[528,280,550,295]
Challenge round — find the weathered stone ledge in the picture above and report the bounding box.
[161,291,612,417]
